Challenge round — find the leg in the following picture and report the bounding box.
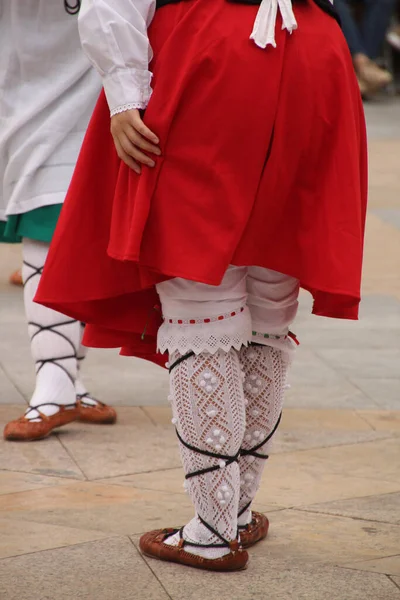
[4,238,80,440]
[334,0,366,56]
[139,267,250,571]
[362,0,396,59]
[3,240,116,441]
[334,0,393,92]
[238,268,299,545]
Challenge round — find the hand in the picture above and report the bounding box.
[110,109,161,174]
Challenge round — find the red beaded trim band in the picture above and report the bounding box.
[166,306,245,326]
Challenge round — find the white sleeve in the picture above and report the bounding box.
[78,0,156,115]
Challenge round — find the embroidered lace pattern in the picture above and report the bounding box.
[157,306,252,355]
[110,102,147,116]
[238,344,288,525]
[165,349,246,558]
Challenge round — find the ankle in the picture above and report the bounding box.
[238,509,252,527]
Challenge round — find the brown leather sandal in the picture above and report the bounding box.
[140,528,249,572]
[3,403,80,441]
[76,394,117,424]
[239,511,269,549]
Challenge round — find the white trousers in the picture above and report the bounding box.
[156,266,300,356]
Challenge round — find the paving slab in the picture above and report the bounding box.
[135,540,400,600]
[0,471,74,496]
[284,382,376,409]
[0,365,26,405]
[261,441,400,507]
[0,516,107,559]
[365,102,400,140]
[392,576,400,591]
[351,379,400,410]
[0,407,84,480]
[0,481,194,536]
[81,349,169,407]
[362,216,400,300]
[57,407,181,480]
[316,348,400,380]
[343,554,400,576]
[0,536,169,600]
[270,437,400,486]
[254,509,400,565]
[357,410,400,432]
[287,348,343,386]
[300,490,400,525]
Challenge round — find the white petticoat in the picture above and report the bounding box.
[157,306,252,356]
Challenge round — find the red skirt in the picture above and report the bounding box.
[36,0,367,366]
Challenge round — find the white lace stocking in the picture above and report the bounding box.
[165,348,246,558]
[238,344,289,526]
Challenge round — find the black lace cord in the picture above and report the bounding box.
[169,351,241,549]
[238,501,252,519]
[168,352,195,374]
[23,260,43,287]
[236,413,282,527]
[23,261,79,386]
[241,411,282,459]
[29,319,79,386]
[64,0,81,15]
[175,429,240,477]
[178,515,236,548]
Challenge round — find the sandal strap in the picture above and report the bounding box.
[76,393,105,407]
[24,402,77,421]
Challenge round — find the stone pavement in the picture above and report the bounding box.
[0,99,400,600]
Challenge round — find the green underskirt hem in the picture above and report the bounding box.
[0,204,63,244]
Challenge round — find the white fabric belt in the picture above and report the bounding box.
[250,0,298,48]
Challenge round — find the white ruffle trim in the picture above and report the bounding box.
[110,102,147,117]
[251,330,298,358]
[157,306,252,355]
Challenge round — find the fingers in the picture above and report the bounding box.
[119,133,156,168]
[110,108,161,173]
[130,111,159,144]
[126,127,161,156]
[114,139,141,174]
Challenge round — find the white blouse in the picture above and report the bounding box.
[78,0,298,117]
[78,0,156,116]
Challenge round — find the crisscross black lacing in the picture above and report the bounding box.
[24,260,78,385]
[169,348,284,547]
[169,352,241,550]
[241,411,282,460]
[23,261,43,286]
